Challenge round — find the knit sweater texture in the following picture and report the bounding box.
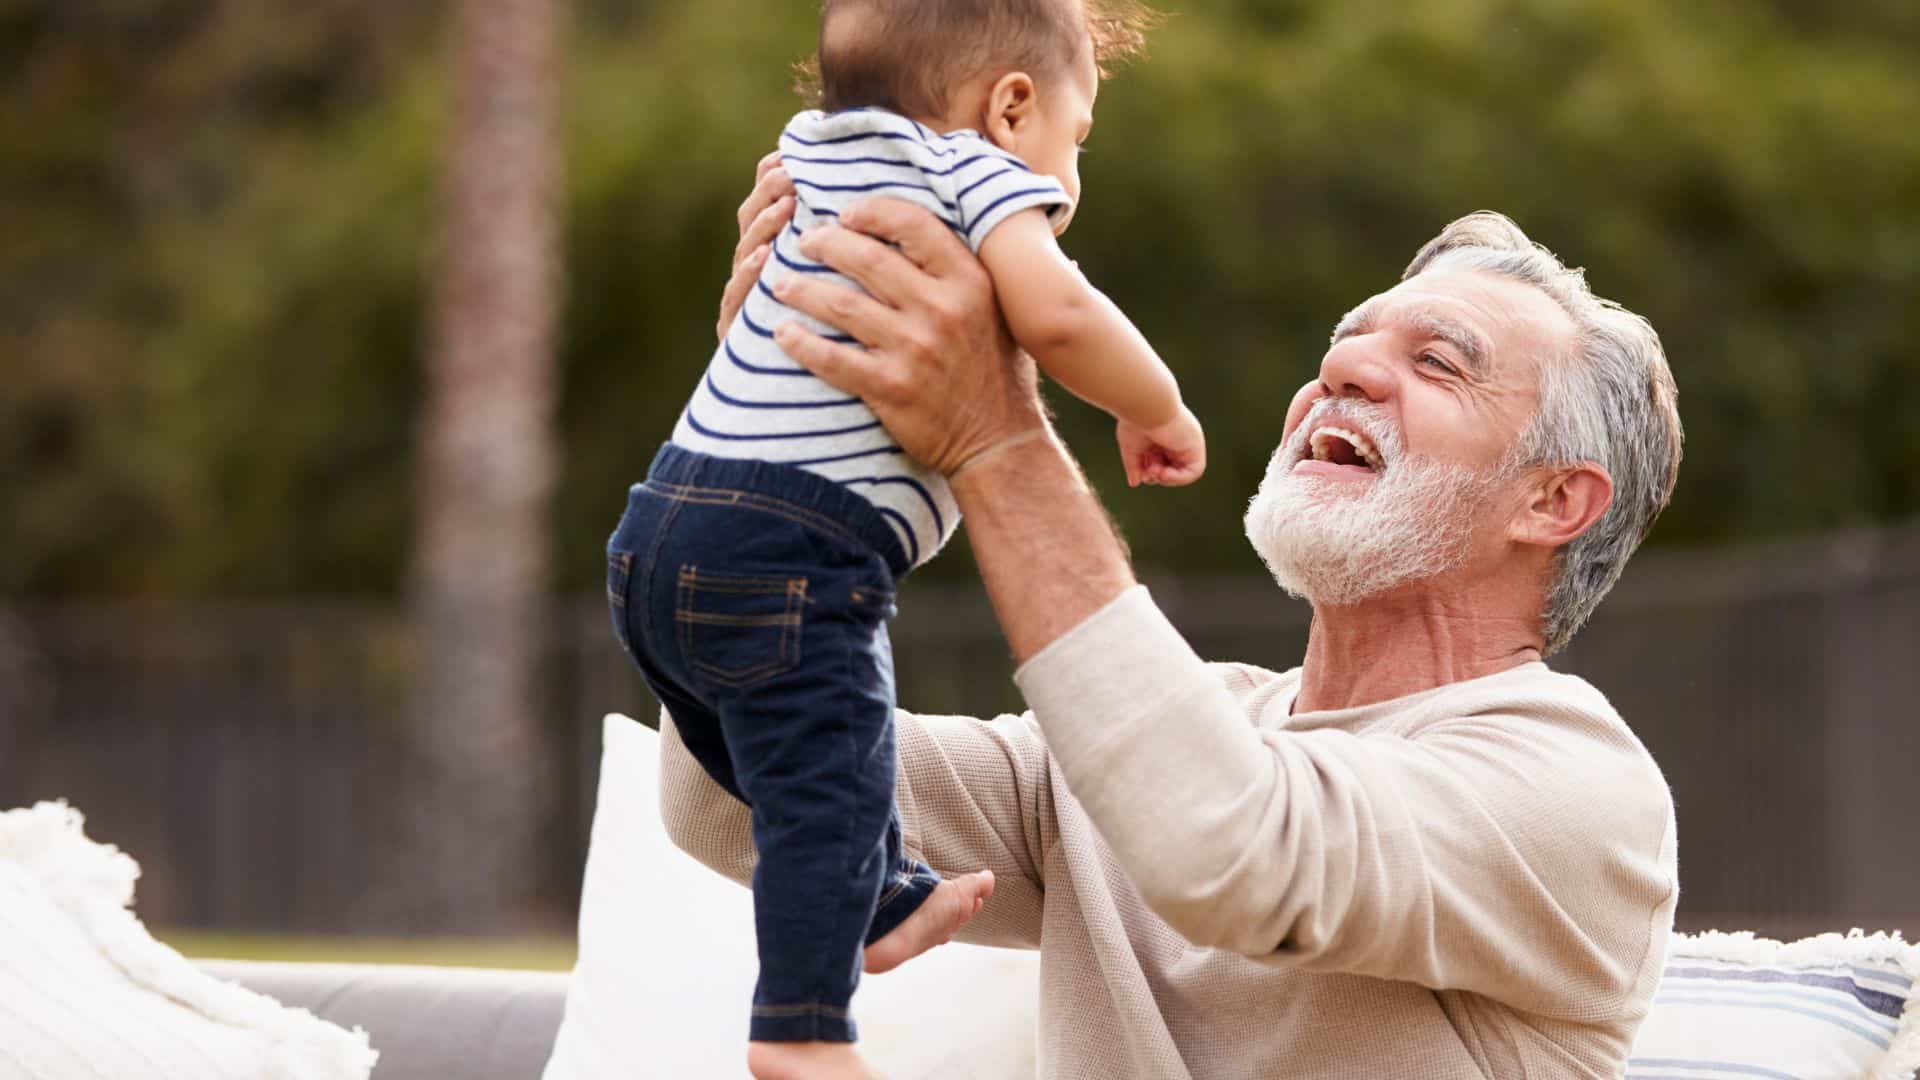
[658,585,1678,1078]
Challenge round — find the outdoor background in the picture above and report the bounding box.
[2,0,1917,962]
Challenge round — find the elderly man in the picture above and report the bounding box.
[660,157,1683,1078]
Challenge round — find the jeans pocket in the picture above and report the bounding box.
[675,566,807,688]
[606,551,635,652]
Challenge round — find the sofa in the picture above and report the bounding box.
[197,960,568,1080]
[182,712,1918,1080]
[13,721,1904,1080]
[199,949,1920,1080]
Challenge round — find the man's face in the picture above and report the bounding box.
[1245,269,1575,605]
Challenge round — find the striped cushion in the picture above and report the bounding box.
[1628,930,1920,1080]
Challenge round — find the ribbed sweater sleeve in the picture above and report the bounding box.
[1013,586,1676,1022]
[1013,587,1269,934]
[657,704,1055,949]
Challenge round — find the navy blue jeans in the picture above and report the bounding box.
[606,444,940,1043]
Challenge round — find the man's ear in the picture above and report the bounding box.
[1511,462,1613,550]
[982,71,1039,149]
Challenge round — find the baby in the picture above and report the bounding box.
[605,1,1194,1076]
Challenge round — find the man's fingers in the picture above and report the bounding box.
[794,223,925,310]
[717,243,771,342]
[775,322,893,401]
[734,159,790,235]
[734,193,793,270]
[716,155,794,341]
[775,259,910,348]
[734,162,794,241]
[840,196,978,279]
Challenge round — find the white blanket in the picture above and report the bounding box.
[0,801,377,1080]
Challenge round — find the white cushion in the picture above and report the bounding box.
[1629,928,1920,1080]
[543,713,1039,1079]
[0,801,377,1080]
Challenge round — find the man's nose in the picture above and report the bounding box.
[1316,337,1395,403]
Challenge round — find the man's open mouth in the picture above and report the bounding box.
[1305,426,1384,472]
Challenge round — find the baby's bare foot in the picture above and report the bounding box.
[862,870,994,975]
[747,1040,884,1080]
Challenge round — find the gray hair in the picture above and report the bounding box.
[1403,212,1683,655]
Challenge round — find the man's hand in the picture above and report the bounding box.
[715,163,1133,663]
[770,198,1049,477]
[717,151,795,342]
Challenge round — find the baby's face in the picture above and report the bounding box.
[1021,42,1099,234]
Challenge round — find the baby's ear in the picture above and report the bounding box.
[984,71,1040,144]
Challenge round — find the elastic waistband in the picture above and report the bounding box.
[643,443,912,580]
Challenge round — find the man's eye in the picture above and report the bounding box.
[1418,353,1456,374]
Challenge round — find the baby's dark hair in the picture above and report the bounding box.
[796,0,1160,117]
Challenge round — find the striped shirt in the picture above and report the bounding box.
[671,108,1073,568]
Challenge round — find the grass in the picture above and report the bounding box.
[158,929,577,972]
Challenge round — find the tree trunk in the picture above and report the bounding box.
[396,0,563,934]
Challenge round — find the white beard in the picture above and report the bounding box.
[1243,399,1512,606]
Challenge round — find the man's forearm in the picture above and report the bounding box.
[949,429,1136,663]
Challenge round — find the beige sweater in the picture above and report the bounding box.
[659,586,1677,1078]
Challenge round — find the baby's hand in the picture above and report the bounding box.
[1116,405,1206,487]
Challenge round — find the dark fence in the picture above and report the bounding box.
[2,521,1916,939]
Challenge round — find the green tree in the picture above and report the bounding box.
[4,0,1918,601]
[392,0,564,932]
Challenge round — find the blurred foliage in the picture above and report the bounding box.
[4,0,1918,596]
